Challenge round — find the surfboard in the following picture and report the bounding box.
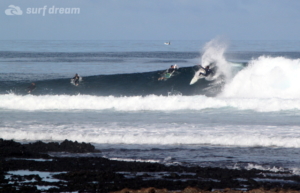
[190,62,217,85]
[164,72,173,79]
[158,65,178,81]
[158,72,173,81]
[189,68,206,85]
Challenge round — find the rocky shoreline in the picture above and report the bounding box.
[1,139,300,193]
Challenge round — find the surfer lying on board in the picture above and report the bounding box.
[158,65,178,81]
[27,82,36,93]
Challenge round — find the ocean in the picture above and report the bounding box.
[1,39,300,176]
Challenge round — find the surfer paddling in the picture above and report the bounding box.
[158,65,178,81]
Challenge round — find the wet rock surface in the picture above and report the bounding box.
[1,138,300,193]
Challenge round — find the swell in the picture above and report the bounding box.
[0,51,198,58]
[0,66,223,96]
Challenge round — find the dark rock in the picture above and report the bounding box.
[2,139,300,193]
[0,138,35,158]
[23,139,101,153]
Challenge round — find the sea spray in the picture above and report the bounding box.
[189,38,231,90]
[200,37,232,80]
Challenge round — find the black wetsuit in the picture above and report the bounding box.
[167,68,175,74]
[200,67,212,76]
[73,75,80,85]
[205,68,212,76]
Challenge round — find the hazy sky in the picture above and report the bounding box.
[1,0,300,40]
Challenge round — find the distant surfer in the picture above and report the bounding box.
[158,65,177,81]
[27,82,36,93]
[71,73,81,86]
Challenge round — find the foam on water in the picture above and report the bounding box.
[2,120,300,147]
[1,93,300,112]
[220,56,300,99]
[245,164,285,173]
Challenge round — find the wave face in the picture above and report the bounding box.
[0,66,224,96]
[3,54,300,99]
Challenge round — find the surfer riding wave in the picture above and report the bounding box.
[199,66,212,76]
[190,63,216,85]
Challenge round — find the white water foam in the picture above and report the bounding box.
[220,56,300,99]
[109,158,160,163]
[1,93,300,112]
[2,121,300,147]
[245,163,285,173]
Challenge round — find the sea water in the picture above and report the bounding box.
[1,39,300,176]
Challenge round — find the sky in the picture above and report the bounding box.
[1,0,300,41]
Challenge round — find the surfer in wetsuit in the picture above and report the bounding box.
[27,82,36,93]
[72,73,80,86]
[200,66,212,76]
[167,65,176,73]
[158,65,177,80]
